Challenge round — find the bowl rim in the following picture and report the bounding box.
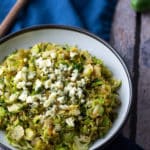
[0,25,133,149]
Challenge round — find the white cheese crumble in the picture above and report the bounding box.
[0,83,4,89]
[28,71,36,80]
[9,93,18,102]
[43,92,57,108]
[54,81,63,89]
[50,51,57,59]
[70,52,77,58]
[69,87,76,97]
[36,57,46,68]
[54,69,61,75]
[59,64,68,71]
[26,96,34,103]
[22,67,28,72]
[81,99,85,104]
[65,117,75,127]
[59,105,69,110]
[44,79,51,89]
[45,105,57,117]
[76,88,84,98]
[34,79,42,91]
[19,90,28,101]
[57,96,65,104]
[26,82,32,86]
[45,59,52,67]
[42,51,51,58]
[71,69,78,81]
[14,70,26,83]
[0,90,3,96]
[49,73,56,81]
[0,66,4,75]
[7,103,22,112]
[17,81,26,89]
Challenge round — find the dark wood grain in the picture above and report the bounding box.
[110,0,136,138]
[136,12,150,150]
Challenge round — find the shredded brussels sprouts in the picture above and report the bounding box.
[0,43,121,150]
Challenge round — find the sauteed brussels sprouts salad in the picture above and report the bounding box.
[0,43,121,150]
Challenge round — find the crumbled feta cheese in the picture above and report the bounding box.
[40,96,47,102]
[42,51,51,58]
[36,57,53,69]
[57,90,64,96]
[36,57,45,69]
[0,83,4,89]
[7,103,22,112]
[55,81,63,89]
[73,109,80,116]
[43,92,57,108]
[14,71,26,83]
[59,64,68,71]
[57,96,65,103]
[26,82,32,86]
[81,99,85,104]
[23,58,27,62]
[68,66,72,71]
[45,110,51,117]
[26,96,34,103]
[59,105,69,110]
[17,81,26,89]
[43,93,57,108]
[70,52,77,58]
[54,69,61,75]
[81,79,85,85]
[33,94,41,101]
[34,79,42,91]
[22,67,28,72]
[79,78,86,87]
[0,66,4,75]
[26,95,41,104]
[4,92,9,98]
[49,73,56,80]
[32,102,39,107]
[45,105,57,117]
[65,117,75,127]
[69,87,76,97]
[70,96,76,103]
[19,90,28,101]
[28,71,36,80]
[50,51,56,59]
[42,68,49,74]
[9,93,18,102]
[45,59,52,67]
[49,92,57,100]
[71,69,78,81]
[76,88,84,98]
[0,90,3,96]
[70,76,76,82]
[44,79,51,89]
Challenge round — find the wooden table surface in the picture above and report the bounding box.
[111,0,150,149]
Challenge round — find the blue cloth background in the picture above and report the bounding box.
[0,0,117,41]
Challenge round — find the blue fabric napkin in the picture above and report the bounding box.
[0,0,117,41]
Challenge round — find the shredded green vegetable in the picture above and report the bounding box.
[0,43,121,150]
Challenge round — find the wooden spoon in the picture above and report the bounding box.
[0,0,28,38]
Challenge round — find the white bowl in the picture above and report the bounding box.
[0,25,132,150]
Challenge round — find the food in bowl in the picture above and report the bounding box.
[0,42,121,150]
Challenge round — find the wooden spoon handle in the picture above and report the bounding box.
[0,0,28,38]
